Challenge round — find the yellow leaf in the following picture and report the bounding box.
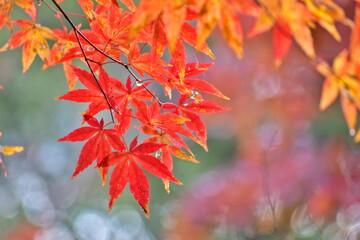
[333,50,349,76]
[164,180,170,193]
[163,0,186,50]
[8,20,56,73]
[304,0,352,41]
[1,145,24,156]
[78,0,94,19]
[341,96,357,131]
[0,43,8,52]
[288,3,315,59]
[22,39,38,73]
[196,0,221,49]
[316,61,331,76]
[168,146,199,163]
[319,77,339,110]
[355,129,360,142]
[219,2,243,58]
[15,0,36,21]
[247,10,274,38]
[341,76,359,94]
[129,0,166,39]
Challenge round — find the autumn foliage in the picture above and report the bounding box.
[1,0,360,218]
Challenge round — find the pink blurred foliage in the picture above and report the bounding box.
[164,139,360,238]
[164,6,360,238]
[2,221,40,240]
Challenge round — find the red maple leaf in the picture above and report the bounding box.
[162,95,230,147]
[58,115,125,184]
[168,62,229,100]
[110,76,153,114]
[134,99,206,152]
[57,66,131,117]
[98,136,181,216]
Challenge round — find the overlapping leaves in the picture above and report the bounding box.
[56,60,228,214]
[1,0,358,216]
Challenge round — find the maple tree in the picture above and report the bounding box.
[1,0,360,219]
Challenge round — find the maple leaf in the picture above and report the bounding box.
[168,62,229,100]
[57,8,132,69]
[7,19,57,73]
[57,66,153,119]
[179,22,215,59]
[128,0,166,39]
[98,136,181,216]
[162,0,186,50]
[144,18,215,84]
[136,93,229,153]
[144,131,200,193]
[182,99,231,113]
[162,95,230,147]
[0,0,13,31]
[77,0,94,19]
[128,0,257,59]
[110,76,153,112]
[303,0,352,41]
[191,0,244,58]
[247,0,352,67]
[134,127,199,193]
[317,50,359,132]
[248,1,315,67]
[0,0,36,31]
[130,52,175,93]
[0,145,24,155]
[134,99,204,153]
[57,66,123,116]
[58,115,125,184]
[90,6,133,47]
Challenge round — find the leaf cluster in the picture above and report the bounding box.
[1,0,359,216]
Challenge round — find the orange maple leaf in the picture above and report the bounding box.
[317,50,360,132]
[248,0,315,67]
[248,0,351,67]
[303,0,352,41]
[0,0,36,31]
[129,0,256,59]
[7,19,57,73]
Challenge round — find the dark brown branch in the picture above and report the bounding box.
[73,30,116,122]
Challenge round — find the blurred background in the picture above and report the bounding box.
[1,0,360,239]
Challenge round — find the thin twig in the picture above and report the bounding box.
[73,30,116,122]
[50,0,159,103]
[42,0,86,18]
[262,130,280,233]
